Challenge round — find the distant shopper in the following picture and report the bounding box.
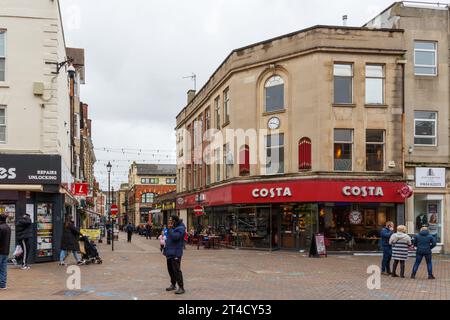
[16,212,33,270]
[163,215,186,295]
[60,217,84,266]
[126,223,134,243]
[389,225,412,278]
[158,231,166,252]
[411,227,437,280]
[145,223,152,240]
[380,221,394,275]
[0,214,11,290]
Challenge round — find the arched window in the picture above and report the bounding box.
[265,76,285,113]
[298,138,312,171]
[239,145,250,176]
[141,193,155,204]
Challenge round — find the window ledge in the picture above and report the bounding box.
[365,104,388,108]
[222,121,230,128]
[263,109,286,117]
[332,104,356,108]
[0,82,10,88]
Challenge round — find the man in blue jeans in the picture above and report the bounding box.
[380,221,394,275]
[411,226,437,280]
[0,214,12,290]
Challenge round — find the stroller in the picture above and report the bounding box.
[79,236,103,265]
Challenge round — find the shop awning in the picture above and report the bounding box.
[84,209,102,217]
[0,185,44,192]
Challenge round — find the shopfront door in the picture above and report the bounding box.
[0,203,16,259]
[280,204,316,251]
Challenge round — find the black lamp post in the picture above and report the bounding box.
[112,186,115,252]
[107,161,112,246]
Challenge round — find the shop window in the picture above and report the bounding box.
[265,76,285,113]
[414,41,437,76]
[414,198,443,244]
[265,134,284,175]
[166,178,176,184]
[141,193,155,204]
[334,129,353,171]
[0,31,5,82]
[239,145,250,176]
[366,65,385,105]
[334,63,353,104]
[414,111,437,146]
[0,106,6,143]
[366,130,385,172]
[224,143,233,179]
[215,148,221,182]
[298,138,312,171]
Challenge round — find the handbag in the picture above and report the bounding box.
[13,245,23,257]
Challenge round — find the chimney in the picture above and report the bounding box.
[187,90,196,104]
[343,15,348,27]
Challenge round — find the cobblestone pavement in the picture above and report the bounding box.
[1,232,449,300]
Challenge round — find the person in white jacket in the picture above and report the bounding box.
[389,225,412,278]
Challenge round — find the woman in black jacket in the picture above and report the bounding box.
[59,217,84,266]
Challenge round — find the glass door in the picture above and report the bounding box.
[36,203,53,258]
[0,204,16,259]
[281,205,297,250]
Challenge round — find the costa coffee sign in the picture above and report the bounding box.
[252,187,293,199]
[177,180,407,209]
[342,186,384,198]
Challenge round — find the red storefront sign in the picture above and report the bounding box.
[71,183,89,197]
[176,180,408,209]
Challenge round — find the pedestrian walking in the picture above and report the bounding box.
[145,223,152,240]
[0,214,11,290]
[380,221,394,275]
[60,217,84,266]
[158,231,166,252]
[411,227,437,280]
[126,223,134,243]
[16,212,33,270]
[389,225,412,278]
[163,215,186,295]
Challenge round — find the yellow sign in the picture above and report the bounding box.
[80,229,101,241]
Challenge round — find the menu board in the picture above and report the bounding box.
[36,203,53,258]
[0,204,16,259]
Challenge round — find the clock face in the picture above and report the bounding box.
[268,117,280,130]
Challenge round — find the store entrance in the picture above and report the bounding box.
[280,204,317,252]
[0,203,16,259]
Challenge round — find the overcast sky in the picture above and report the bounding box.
[59,0,404,190]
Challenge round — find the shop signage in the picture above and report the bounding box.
[252,187,293,199]
[194,205,205,216]
[110,204,119,217]
[177,197,185,205]
[416,168,446,188]
[309,233,327,258]
[349,211,363,225]
[0,154,61,185]
[342,186,384,198]
[71,183,89,197]
[399,185,414,199]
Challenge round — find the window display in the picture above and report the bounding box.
[414,199,442,244]
[37,203,53,258]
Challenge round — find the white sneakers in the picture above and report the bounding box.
[20,266,30,270]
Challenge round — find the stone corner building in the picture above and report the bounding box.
[175,2,450,254]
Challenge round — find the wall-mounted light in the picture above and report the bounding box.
[408,146,414,154]
[45,57,74,75]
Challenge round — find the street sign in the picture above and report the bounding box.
[194,205,204,216]
[111,204,119,217]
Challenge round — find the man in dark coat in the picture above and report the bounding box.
[16,213,33,270]
[145,223,152,240]
[380,221,394,275]
[0,214,11,290]
[163,215,186,295]
[126,223,134,243]
[411,227,437,280]
[59,217,84,266]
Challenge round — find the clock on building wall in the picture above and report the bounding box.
[268,117,281,130]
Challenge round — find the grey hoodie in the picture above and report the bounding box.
[389,232,412,246]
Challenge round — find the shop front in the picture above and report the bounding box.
[178,179,408,252]
[0,154,66,263]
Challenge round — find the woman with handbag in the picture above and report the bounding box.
[389,225,412,278]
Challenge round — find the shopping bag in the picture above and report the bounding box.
[13,245,23,257]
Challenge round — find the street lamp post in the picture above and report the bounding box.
[107,161,112,247]
[112,186,115,252]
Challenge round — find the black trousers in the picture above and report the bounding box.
[127,232,132,242]
[392,260,406,276]
[19,239,31,267]
[167,257,184,288]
